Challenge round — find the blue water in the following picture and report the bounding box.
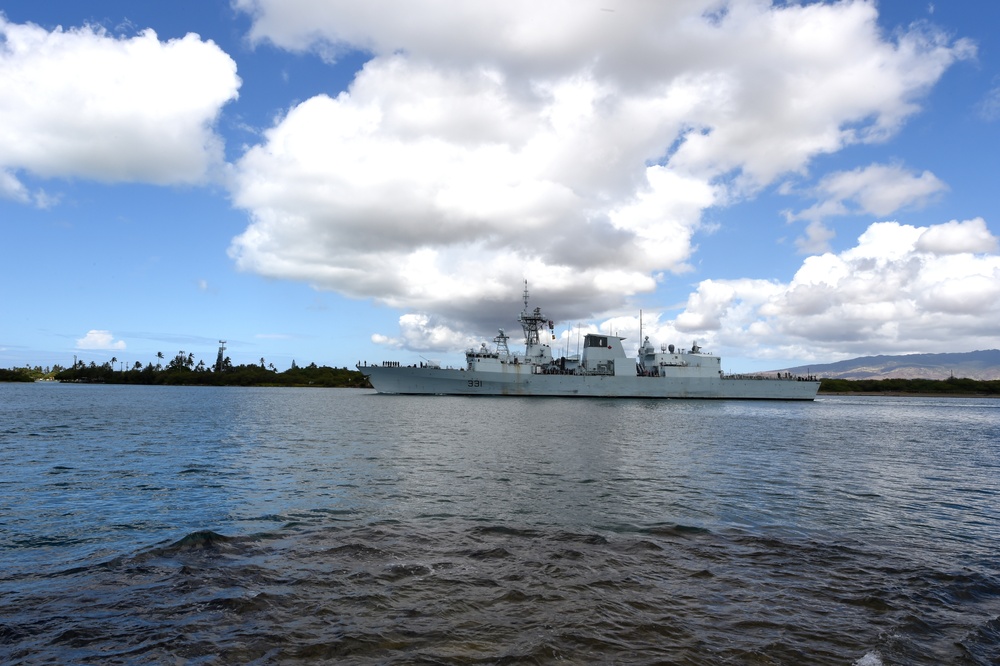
[1,383,999,664]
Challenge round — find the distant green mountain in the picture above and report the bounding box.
[780,349,1000,380]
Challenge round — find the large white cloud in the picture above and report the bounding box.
[669,218,1000,361]
[229,0,975,351]
[0,16,240,196]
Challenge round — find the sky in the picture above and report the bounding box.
[2,0,999,374]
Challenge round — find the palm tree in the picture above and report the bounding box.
[110,356,118,372]
[156,351,164,370]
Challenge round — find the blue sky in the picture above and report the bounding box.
[2,1,999,373]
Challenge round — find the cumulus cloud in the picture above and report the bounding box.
[785,162,948,252]
[802,163,946,218]
[229,0,974,351]
[76,330,127,350]
[915,217,998,254]
[787,162,947,224]
[371,314,479,356]
[0,16,240,194]
[670,218,1000,360]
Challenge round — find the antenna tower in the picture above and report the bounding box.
[517,280,555,347]
[216,340,227,372]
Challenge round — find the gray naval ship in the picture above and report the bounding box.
[359,284,820,400]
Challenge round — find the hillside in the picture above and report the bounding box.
[780,349,1000,380]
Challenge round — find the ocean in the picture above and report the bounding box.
[1,382,998,664]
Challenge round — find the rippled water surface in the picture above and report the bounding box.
[1,383,999,664]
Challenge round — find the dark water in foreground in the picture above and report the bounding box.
[1,384,998,664]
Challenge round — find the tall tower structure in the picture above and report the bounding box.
[215,340,227,372]
[517,280,555,348]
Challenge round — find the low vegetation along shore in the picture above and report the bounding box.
[816,376,1000,396]
[3,361,1000,395]
[1,359,370,388]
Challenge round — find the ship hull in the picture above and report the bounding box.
[361,365,819,400]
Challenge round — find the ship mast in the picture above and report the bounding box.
[494,328,511,360]
[517,280,554,349]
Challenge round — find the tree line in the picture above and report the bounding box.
[1,354,370,388]
[819,376,1000,396]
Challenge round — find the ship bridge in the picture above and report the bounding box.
[580,333,630,376]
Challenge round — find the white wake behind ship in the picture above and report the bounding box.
[359,284,820,400]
